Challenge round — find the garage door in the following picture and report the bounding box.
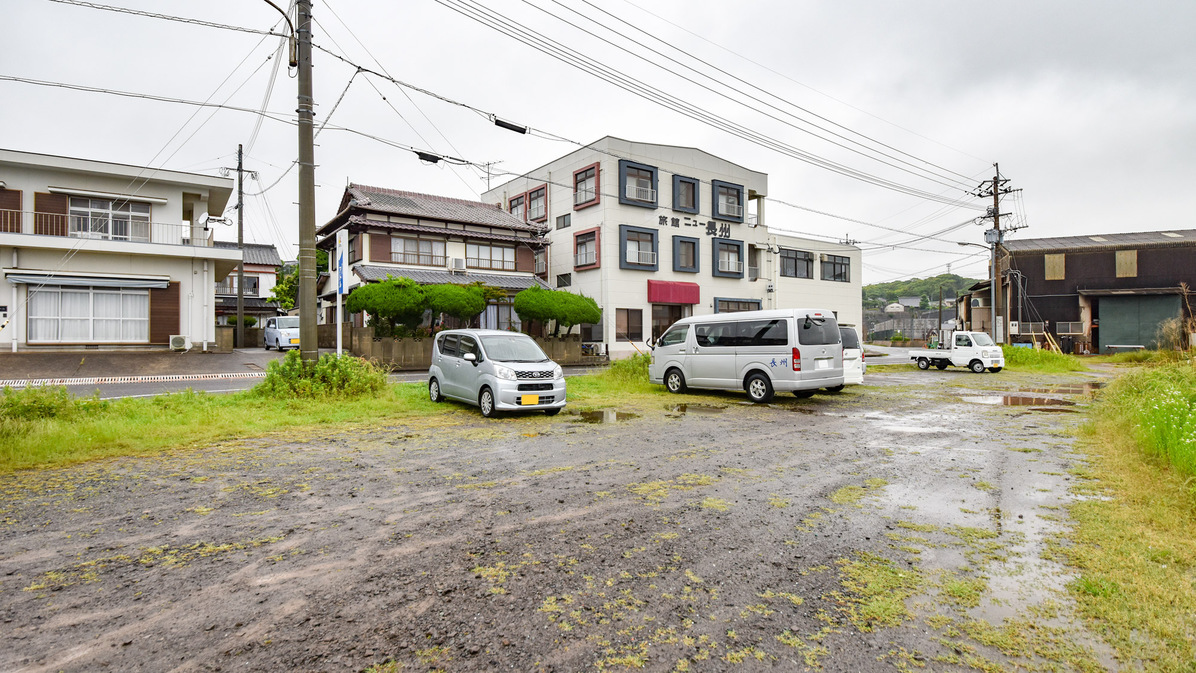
[1097,295,1181,351]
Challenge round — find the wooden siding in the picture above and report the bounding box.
[0,188,20,233]
[34,192,69,236]
[515,244,534,273]
[370,232,391,263]
[149,282,180,344]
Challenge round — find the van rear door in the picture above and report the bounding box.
[796,314,842,382]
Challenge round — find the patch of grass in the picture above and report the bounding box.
[1098,364,1196,478]
[253,350,388,399]
[835,552,923,632]
[1000,345,1088,373]
[1060,361,1196,669]
[940,575,987,608]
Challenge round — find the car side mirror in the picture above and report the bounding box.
[645,337,656,350]
[463,352,477,364]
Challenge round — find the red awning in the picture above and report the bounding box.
[647,279,700,305]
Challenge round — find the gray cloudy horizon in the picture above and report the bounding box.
[2,0,1193,285]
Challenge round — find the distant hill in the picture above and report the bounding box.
[862,273,981,309]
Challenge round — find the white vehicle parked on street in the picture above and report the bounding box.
[840,325,865,386]
[908,331,1004,373]
[263,316,300,351]
[647,308,844,403]
[428,329,566,417]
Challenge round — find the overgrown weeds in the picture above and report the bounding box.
[252,350,388,399]
[1000,345,1088,373]
[1094,363,1196,480]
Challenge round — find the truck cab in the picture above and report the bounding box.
[910,331,1004,373]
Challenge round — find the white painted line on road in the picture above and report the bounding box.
[0,372,267,389]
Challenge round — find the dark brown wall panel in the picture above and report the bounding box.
[149,282,180,344]
[370,233,392,263]
[515,245,534,273]
[0,188,20,233]
[34,192,69,236]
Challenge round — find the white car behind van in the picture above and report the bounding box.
[647,308,844,403]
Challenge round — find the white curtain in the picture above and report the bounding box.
[27,290,59,342]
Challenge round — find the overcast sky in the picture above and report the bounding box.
[4,0,1194,284]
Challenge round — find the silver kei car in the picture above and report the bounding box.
[428,329,566,418]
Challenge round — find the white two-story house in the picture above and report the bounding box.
[316,184,550,329]
[0,148,238,351]
[482,137,862,357]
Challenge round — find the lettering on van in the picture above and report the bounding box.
[657,215,731,238]
[768,358,789,369]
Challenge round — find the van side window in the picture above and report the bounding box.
[797,316,840,345]
[441,334,460,357]
[659,325,688,347]
[694,324,728,347]
[955,334,972,347]
[739,319,787,346]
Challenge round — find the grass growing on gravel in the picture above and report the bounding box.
[1000,345,1088,373]
[1059,362,1196,670]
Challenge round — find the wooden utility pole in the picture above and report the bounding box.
[296,0,318,361]
[973,164,1017,343]
[235,144,245,350]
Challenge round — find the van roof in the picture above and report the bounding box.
[672,308,836,324]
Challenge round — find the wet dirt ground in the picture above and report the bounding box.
[1,368,1117,672]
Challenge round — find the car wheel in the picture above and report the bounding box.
[745,373,774,403]
[429,378,443,402]
[479,387,496,418]
[264,339,271,351]
[970,360,986,373]
[665,368,687,394]
[988,366,1003,373]
[917,357,930,370]
[826,384,845,393]
[544,408,561,416]
[935,361,949,370]
[793,390,816,399]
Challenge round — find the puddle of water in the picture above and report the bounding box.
[571,410,640,423]
[962,395,1076,407]
[1021,381,1105,395]
[670,404,724,414]
[1028,407,1078,413]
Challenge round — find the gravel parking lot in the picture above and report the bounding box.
[0,368,1114,672]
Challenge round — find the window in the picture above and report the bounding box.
[215,276,260,296]
[392,237,446,266]
[349,234,361,263]
[68,197,151,242]
[955,334,973,347]
[1115,250,1137,278]
[711,180,744,222]
[672,175,699,214]
[616,308,643,341]
[439,333,459,357]
[575,230,598,268]
[712,239,744,278]
[466,242,515,270]
[657,324,689,347]
[581,318,603,342]
[620,225,658,270]
[574,163,599,208]
[527,186,547,221]
[673,236,699,273]
[556,273,572,288]
[556,213,571,230]
[27,286,149,343]
[509,194,525,220]
[739,319,787,346]
[821,254,850,282]
[779,249,813,278]
[534,249,547,275]
[715,298,760,313]
[618,159,657,207]
[1044,253,1065,281]
[651,304,689,341]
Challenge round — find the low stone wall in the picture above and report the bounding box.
[213,326,234,353]
[345,328,587,370]
[317,323,351,349]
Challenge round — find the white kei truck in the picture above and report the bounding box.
[908,331,1004,373]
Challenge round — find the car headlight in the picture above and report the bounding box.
[552,364,563,379]
[494,365,517,381]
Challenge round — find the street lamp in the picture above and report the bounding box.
[958,240,997,340]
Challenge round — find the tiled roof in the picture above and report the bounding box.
[353,265,550,290]
[213,241,284,266]
[214,296,282,311]
[318,216,547,247]
[342,184,549,234]
[1004,229,1196,253]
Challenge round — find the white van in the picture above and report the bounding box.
[647,308,844,403]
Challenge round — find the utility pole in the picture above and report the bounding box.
[296,0,318,362]
[973,164,1018,343]
[937,285,943,344]
[235,144,245,351]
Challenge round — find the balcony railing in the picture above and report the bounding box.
[748,266,759,281]
[0,209,216,247]
[1056,321,1084,335]
[574,189,595,205]
[392,252,447,267]
[718,201,744,218]
[527,204,546,221]
[718,259,744,273]
[215,282,259,297]
[624,184,656,202]
[746,213,758,226]
[575,251,597,266]
[625,250,657,266]
[535,260,547,274]
[466,257,516,271]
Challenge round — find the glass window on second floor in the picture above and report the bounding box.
[575,231,597,267]
[713,240,744,277]
[715,183,743,220]
[619,160,658,207]
[466,242,515,271]
[69,197,151,242]
[392,237,446,266]
[574,166,598,207]
[625,230,656,267]
[821,254,850,282]
[509,194,525,220]
[780,248,813,278]
[673,176,699,213]
[527,186,547,221]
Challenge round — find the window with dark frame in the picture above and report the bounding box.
[575,231,597,267]
[821,254,850,282]
[779,248,813,278]
[624,229,656,267]
[509,194,525,220]
[574,166,598,206]
[615,308,643,342]
[672,175,698,213]
[556,273,571,288]
[714,240,743,275]
[715,299,760,313]
[619,160,658,207]
[678,239,696,269]
[466,242,516,271]
[581,318,603,342]
[555,213,571,230]
[527,186,547,221]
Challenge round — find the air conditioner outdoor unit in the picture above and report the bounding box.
[169,334,191,351]
[971,297,990,308]
[449,257,467,273]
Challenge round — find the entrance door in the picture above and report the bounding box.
[651,304,688,342]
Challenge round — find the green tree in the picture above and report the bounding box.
[919,294,930,310]
[424,283,486,323]
[513,287,602,336]
[513,286,555,329]
[269,252,329,311]
[557,292,601,336]
[345,276,427,334]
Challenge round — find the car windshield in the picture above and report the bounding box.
[276,317,300,329]
[480,334,549,362]
[839,328,860,349]
[972,333,995,347]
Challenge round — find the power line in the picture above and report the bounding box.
[45,0,287,37]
